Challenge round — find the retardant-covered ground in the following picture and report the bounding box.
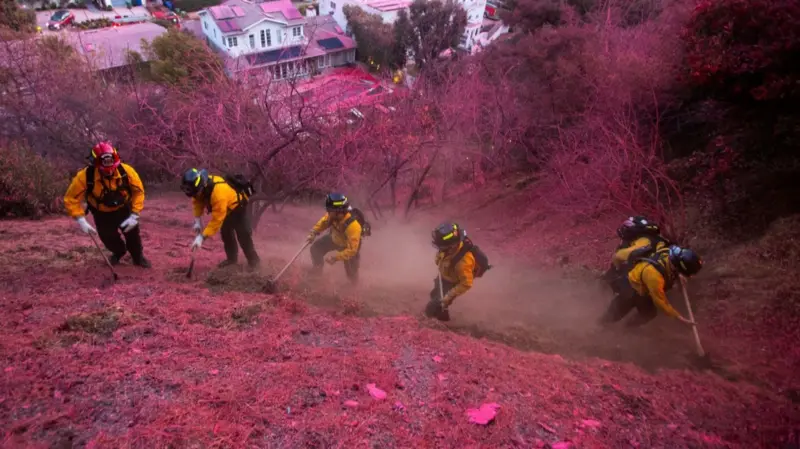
[1,195,798,448]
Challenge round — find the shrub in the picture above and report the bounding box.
[683,0,800,104]
[0,143,69,218]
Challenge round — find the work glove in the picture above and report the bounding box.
[120,213,139,233]
[306,231,317,244]
[441,292,455,308]
[325,254,338,265]
[76,216,97,235]
[191,234,204,251]
[193,217,202,235]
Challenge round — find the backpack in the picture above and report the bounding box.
[223,173,255,197]
[85,164,131,209]
[343,207,372,237]
[451,237,491,278]
[622,234,672,264]
[634,248,676,290]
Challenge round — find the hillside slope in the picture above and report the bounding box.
[0,196,797,448]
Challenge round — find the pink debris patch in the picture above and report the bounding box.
[437,373,447,381]
[344,400,359,408]
[581,419,601,429]
[432,355,443,363]
[551,442,573,449]
[209,369,219,375]
[467,403,500,425]
[393,401,405,411]
[366,383,387,400]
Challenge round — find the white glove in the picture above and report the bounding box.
[120,214,139,233]
[193,218,202,234]
[191,234,204,250]
[76,216,96,235]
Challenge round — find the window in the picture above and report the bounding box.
[228,36,238,47]
[266,30,272,46]
[261,29,271,47]
[203,20,208,29]
[214,29,217,37]
[331,1,336,9]
[249,34,255,48]
[292,26,301,37]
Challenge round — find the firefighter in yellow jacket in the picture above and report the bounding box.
[63,141,150,268]
[425,222,476,322]
[181,168,261,269]
[306,193,362,282]
[603,216,670,293]
[600,245,702,327]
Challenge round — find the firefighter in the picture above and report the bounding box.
[603,215,670,293]
[306,193,363,283]
[181,168,261,270]
[63,141,150,268]
[425,222,484,322]
[600,244,703,327]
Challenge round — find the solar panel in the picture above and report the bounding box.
[223,19,241,31]
[251,46,303,65]
[231,6,245,17]
[218,20,233,32]
[209,5,235,19]
[317,37,344,50]
[334,25,343,34]
[282,6,303,20]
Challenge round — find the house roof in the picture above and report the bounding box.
[227,15,356,72]
[202,0,305,34]
[65,22,167,71]
[364,0,412,12]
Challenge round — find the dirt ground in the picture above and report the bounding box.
[0,191,798,448]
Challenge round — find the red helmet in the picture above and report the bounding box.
[91,141,120,176]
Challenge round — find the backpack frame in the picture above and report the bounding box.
[343,207,372,237]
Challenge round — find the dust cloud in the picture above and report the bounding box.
[253,205,702,372]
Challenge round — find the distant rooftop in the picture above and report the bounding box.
[65,22,167,71]
[201,0,305,35]
[364,0,412,12]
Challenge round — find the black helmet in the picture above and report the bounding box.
[617,215,660,240]
[432,222,464,249]
[668,245,703,276]
[325,192,350,212]
[181,168,209,197]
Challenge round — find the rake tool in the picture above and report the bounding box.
[186,246,197,279]
[680,275,712,368]
[264,241,310,293]
[89,233,118,283]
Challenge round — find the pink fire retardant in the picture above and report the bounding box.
[466,403,500,425]
[366,383,387,400]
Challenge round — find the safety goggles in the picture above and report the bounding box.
[99,154,115,167]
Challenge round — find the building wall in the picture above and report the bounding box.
[320,0,484,50]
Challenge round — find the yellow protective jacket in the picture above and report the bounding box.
[311,212,362,261]
[436,241,476,301]
[612,236,669,269]
[627,250,680,318]
[192,175,247,238]
[63,163,145,218]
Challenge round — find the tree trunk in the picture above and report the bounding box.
[404,149,440,218]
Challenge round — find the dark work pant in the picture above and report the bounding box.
[90,206,144,261]
[600,278,657,327]
[310,234,360,281]
[220,203,260,265]
[429,277,456,302]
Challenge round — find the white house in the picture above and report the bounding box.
[319,0,487,50]
[198,0,356,80]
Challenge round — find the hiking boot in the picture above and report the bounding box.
[217,260,238,269]
[436,308,451,322]
[424,299,442,318]
[109,254,124,266]
[246,260,261,272]
[133,257,151,269]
